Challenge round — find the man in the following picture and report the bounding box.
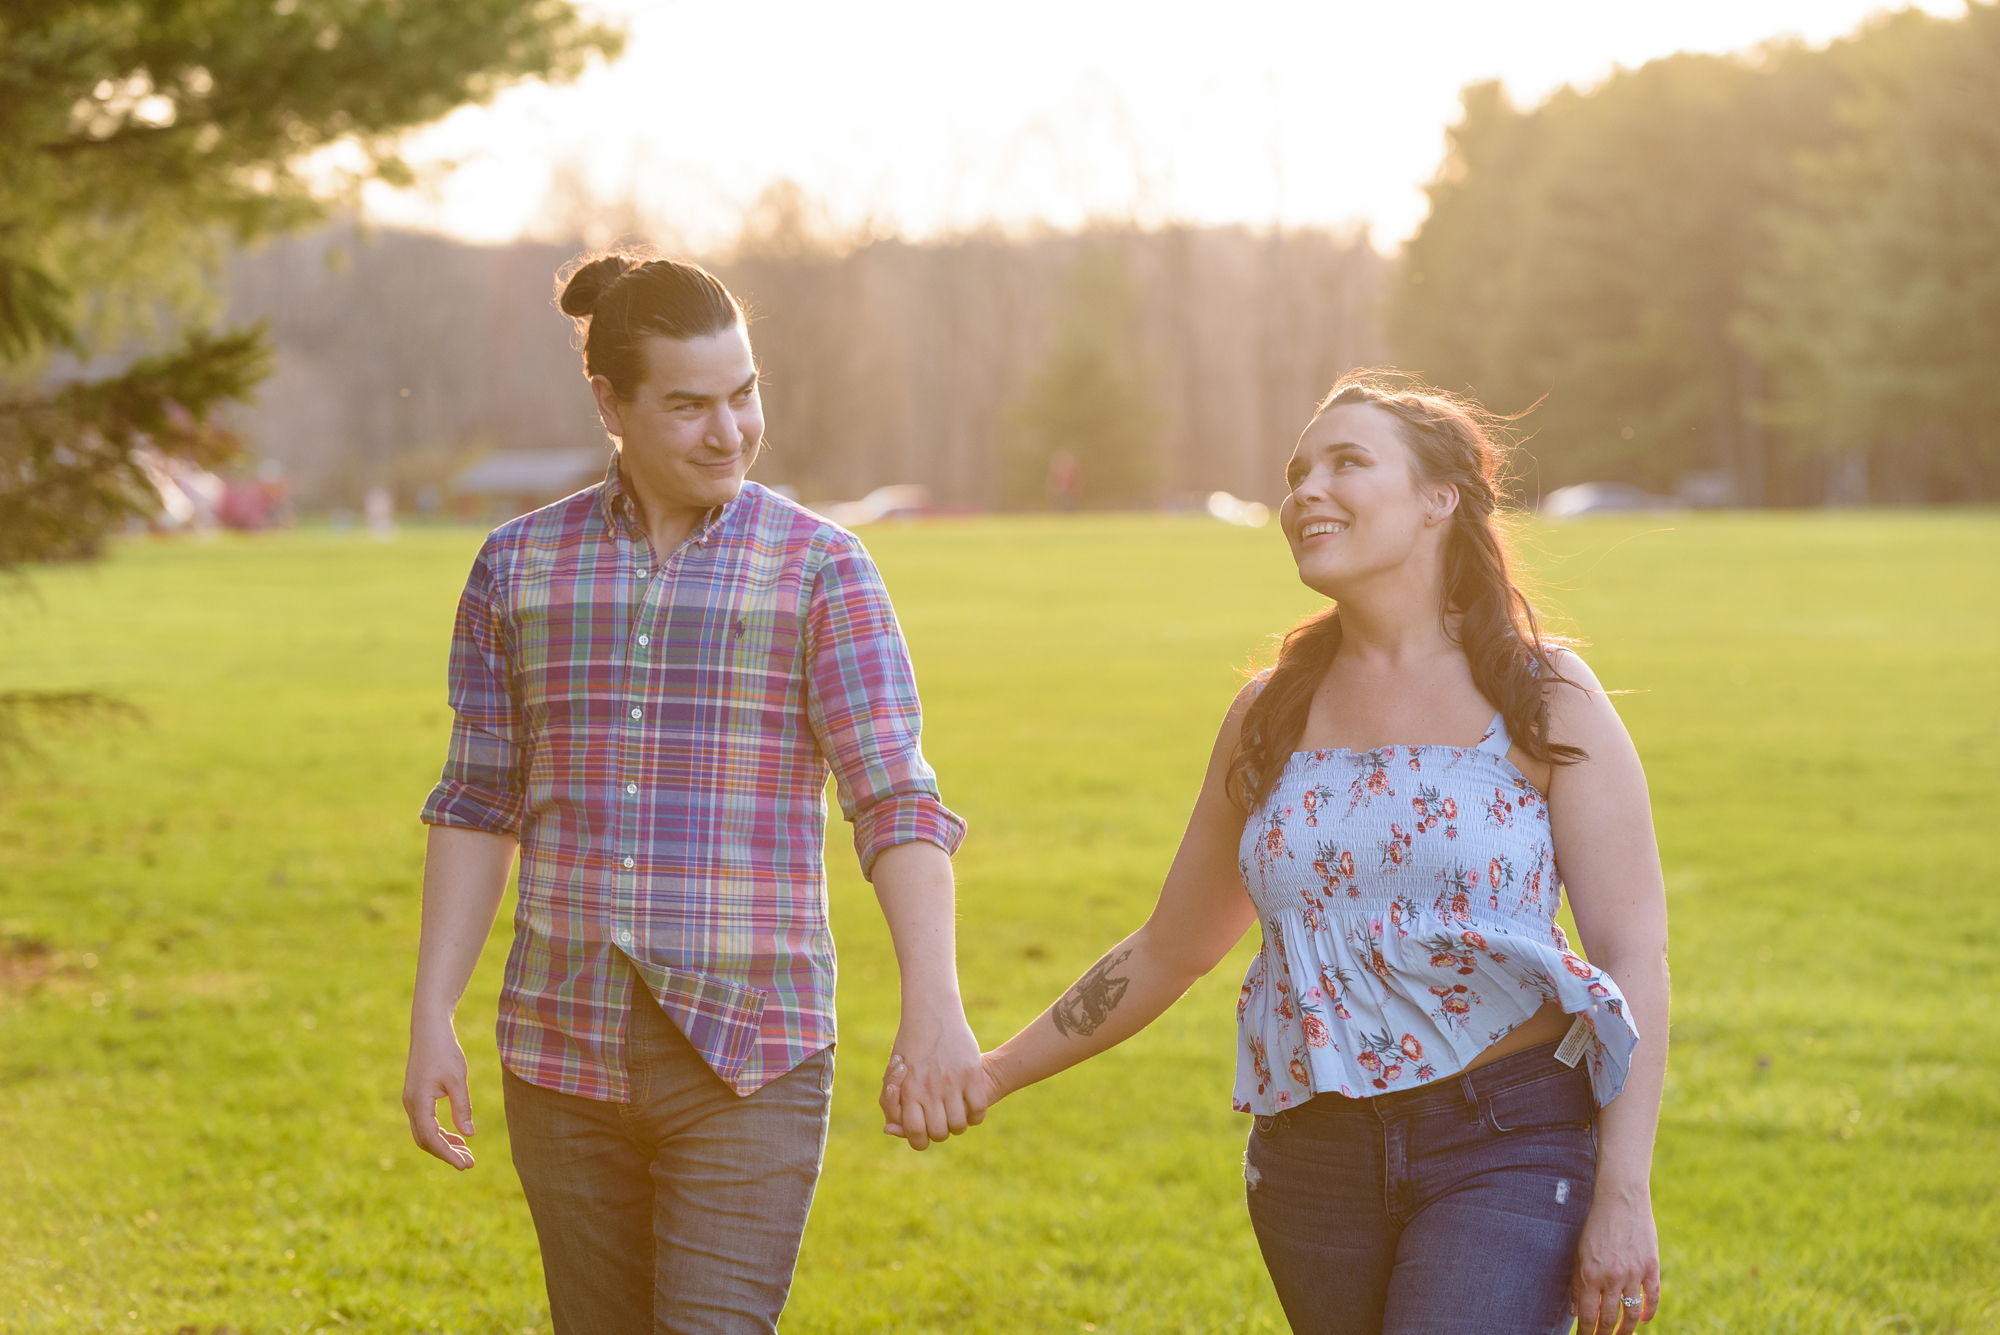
[401,252,984,1334]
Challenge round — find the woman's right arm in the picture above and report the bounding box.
[948,685,1262,1114]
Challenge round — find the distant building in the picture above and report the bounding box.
[453,448,608,520]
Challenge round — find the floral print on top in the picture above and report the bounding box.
[1234,710,1640,1115]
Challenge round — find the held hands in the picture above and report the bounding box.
[875,1005,995,1150]
[1571,1184,1661,1332]
[402,1013,478,1171]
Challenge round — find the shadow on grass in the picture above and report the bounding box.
[0,688,145,771]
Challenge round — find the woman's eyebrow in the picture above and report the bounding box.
[1301,439,1371,458]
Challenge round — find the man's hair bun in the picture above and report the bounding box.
[558,254,639,317]
[554,248,746,398]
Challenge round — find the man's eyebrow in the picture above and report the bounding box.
[660,373,758,404]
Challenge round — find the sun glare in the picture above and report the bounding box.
[358,0,1968,249]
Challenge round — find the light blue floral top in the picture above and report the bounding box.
[1233,711,1638,1114]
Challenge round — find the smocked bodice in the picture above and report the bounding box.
[1232,713,1638,1115]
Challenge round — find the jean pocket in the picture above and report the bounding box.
[1482,1072,1595,1134]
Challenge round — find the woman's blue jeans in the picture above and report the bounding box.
[502,984,834,1335]
[1244,1039,1597,1335]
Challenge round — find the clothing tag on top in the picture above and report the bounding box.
[1554,1014,1593,1068]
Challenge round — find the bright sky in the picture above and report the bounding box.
[360,0,1966,252]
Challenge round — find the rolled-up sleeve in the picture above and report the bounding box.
[803,533,966,878]
[420,545,527,836]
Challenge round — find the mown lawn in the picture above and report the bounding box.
[1,510,1995,1334]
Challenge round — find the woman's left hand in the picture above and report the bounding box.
[1571,1184,1660,1332]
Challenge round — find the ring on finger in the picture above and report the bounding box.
[1621,1296,1643,1309]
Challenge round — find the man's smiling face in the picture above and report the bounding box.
[593,325,764,517]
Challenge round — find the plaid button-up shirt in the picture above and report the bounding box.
[421,462,965,1099]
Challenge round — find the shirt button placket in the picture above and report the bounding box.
[620,631,644,949]
[615,536,655,961]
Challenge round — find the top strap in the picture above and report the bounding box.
[1475,711,1511,755]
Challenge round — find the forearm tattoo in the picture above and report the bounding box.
[1051,948,1133,1038]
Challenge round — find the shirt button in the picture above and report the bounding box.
[622,856,635,869]
[637,634,649,646]
[629,706,643,720]
[625,782,638,795]
[635,568,648,579]
[617,929,633,945]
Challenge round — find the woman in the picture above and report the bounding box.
[888,371,1668,1334]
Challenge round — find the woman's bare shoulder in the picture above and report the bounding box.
[1541,647,1632,754]
[1543,645,1604,694]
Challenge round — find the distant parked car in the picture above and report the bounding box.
[808,485,933,528]
[1206,491,1271,528]
[1539,482,1679,519]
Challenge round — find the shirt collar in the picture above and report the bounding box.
[599,452,749,550]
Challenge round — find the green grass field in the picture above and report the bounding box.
[1,510,1996,1334]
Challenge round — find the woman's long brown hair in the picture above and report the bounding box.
[1225,370,1584,813]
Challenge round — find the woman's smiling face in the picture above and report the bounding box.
[1280,401,1454,599]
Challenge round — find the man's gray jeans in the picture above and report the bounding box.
[502,975,834,1335]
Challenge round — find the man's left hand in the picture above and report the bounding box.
[877,1004,989,1151]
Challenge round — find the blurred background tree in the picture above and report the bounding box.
[0,0,621,570]
[1006,244,1164,508]
[719,181,893,501]
[0,0,619,762]
[1388,1,1998,506]
[1389,51,1847,505]
[1739,4,2000,502]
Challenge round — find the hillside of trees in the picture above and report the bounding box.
[1391,1,2000,505]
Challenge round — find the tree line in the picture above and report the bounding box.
[228,190,1386,513]
[8,0,1993,572]
[1391,1,2000,505]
